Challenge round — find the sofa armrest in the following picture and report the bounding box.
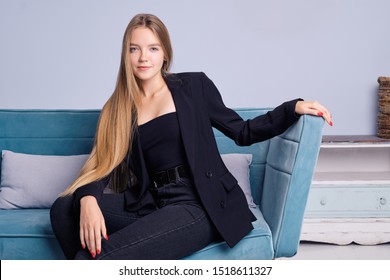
[260,114,324,258]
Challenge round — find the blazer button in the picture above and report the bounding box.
[206,171,213,178]
[220,201,226,208]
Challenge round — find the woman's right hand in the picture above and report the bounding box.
[79,195,107,258]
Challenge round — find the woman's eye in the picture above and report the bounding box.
[129,47,138,53]
[150,47,159,52]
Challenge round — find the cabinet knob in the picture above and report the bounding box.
[320,198,327,206]
[380,197,387,206]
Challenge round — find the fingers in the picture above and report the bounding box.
[79,196,107,259]
[313,101,332,126]
[80,228,86,250]
[296,101,333,126]
[93,227,101,257]
[96,218,108,256]
[80,224,100,258]
[101,220,108,243]
[80,220,107,259]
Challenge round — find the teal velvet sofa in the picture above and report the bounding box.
[0,109,323,260]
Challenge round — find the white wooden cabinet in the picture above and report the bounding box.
[301,136,390,245]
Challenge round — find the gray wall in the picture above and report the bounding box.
[1,0,389,135]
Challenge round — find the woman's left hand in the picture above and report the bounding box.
[295,100,333,126]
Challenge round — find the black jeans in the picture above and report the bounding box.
[50,177,219,260]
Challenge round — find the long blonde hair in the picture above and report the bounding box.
[62,14,173,195]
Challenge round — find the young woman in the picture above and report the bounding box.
[50,13,332,260]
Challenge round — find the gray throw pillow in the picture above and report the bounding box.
[0,150,255,209]
[221,153,256,208]
[0,150,89,209]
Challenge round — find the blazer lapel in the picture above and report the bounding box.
[166,75,196,170]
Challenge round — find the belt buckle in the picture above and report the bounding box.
[153,165,185,188]
[167,168,176,183]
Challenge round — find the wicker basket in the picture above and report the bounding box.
[378,77,390,138]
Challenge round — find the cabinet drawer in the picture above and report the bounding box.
[305,184,390,218]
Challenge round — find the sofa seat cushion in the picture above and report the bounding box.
[0,209,65,259]
[0,207,272,260]
[0,209,54,237]
[182,207,273,260]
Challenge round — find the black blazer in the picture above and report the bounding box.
[75,72,301,248]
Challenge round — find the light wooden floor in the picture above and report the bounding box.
[290,241,390,260]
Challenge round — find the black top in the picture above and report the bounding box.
[138,112,188,174]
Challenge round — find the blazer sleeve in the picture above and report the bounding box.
[200,72,302,146]
[73,177,108,209]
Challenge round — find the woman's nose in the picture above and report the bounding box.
[139,51,148,62]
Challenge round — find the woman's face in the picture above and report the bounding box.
[129,27,165,83]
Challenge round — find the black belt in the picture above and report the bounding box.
[152,165,189,188]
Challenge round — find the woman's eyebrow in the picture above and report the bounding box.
[129,43,161,47]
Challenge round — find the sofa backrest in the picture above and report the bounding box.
[0,110,100,176]
[0,109,271,204]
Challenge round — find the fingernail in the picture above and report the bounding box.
[82,244,86,249]
[317,112,323,117]
[330,121,333,126]
[97,249,101,255]
[105,235,109,241]
[91,252,96,258]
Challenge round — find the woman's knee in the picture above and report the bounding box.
[50,195,75,221]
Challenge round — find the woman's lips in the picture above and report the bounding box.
[137,66,151,71]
